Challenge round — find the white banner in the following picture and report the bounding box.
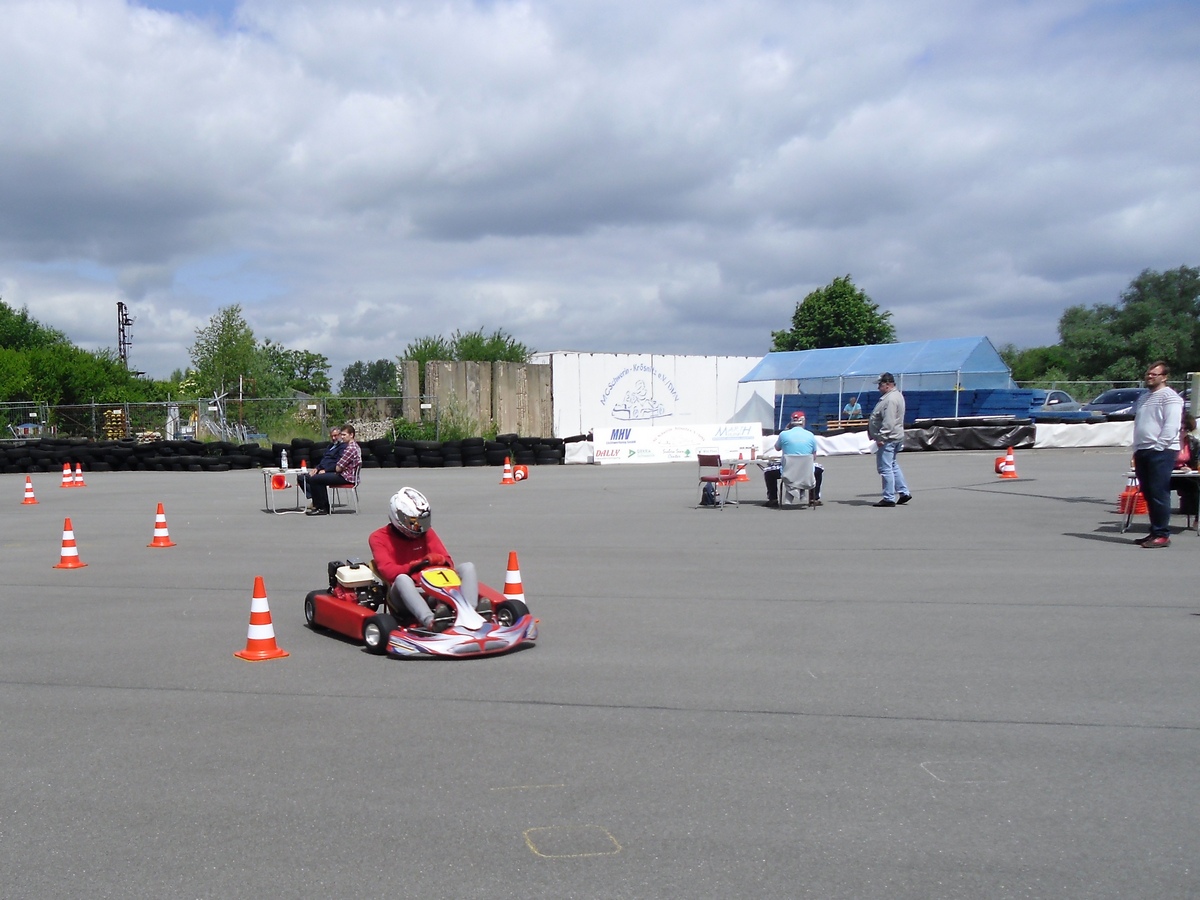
[593,422,763,464]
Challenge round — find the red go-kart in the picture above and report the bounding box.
[304,558,538,658]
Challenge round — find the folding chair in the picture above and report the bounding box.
[697,454,740,508]
[780,454,816,508]
[330,480,359,514]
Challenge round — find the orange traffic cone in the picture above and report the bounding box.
[60,462,73,488]
[147,502,176,547]
[72,463,87,487]
[500,457,516,485]
[1117,486,1147,515]
[999,447,1019,479]
[503,551,525,603]
[53,517,87,569]
[513,464,529,481]
[234,576,289,661]
[299,459,308,477]
[21,475,38,505]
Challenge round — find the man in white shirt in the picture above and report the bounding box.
[1131,360,1184,548]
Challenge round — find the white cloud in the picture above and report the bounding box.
[1,0,1197,379]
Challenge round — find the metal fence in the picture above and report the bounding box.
[1,396,438,444]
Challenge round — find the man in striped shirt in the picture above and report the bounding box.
[1131,361,1184,548]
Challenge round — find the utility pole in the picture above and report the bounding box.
[117,302,144,375]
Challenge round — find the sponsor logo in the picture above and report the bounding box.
[609,428,633,442]
[713,424,757,440]
[595,448,622,458]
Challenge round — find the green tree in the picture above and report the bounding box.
[259,339,331,395]
[1058,266,1200,380]
[0,299,68,349]
[189,305,260,398]
[449,328,531,363]
[997,343,1072,383]
[771,275,896,351]
[339,359,398,396]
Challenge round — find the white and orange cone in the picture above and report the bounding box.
[513,464,529,481]
[999,447,1019,479]
[53,517,87,569]
[500,457,516,485]
[147,502,176,548]
[72,463,87,488]
[234,576,289,661]
[299,459,308,477]
[21,475,38,505]
[60,462,73,488]
[503,551,525,603]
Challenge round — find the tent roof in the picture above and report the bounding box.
[739,337,1010,383]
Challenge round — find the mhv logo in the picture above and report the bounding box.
[609,428,633,442]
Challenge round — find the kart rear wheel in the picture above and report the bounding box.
[303,590,321,628]
[363,613,398,654]
[494,599,529,627]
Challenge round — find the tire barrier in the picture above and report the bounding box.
[0,434,568,474]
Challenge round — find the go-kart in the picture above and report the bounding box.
[304,558,538,658]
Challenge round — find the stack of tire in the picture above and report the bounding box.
[0,435,563,473]
[495,434,565,466]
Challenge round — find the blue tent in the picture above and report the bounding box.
[739,337,1018,428]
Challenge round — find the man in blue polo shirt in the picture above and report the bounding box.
[764,411,823,507]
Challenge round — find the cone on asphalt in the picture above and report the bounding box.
[500,457,516,485]
[513,464,529,481]
[72,463,87,488]
[21,475,38,505]
[234,576,289,661]
[147,502,177,548]
[53,517,87,569]
[503,551,525,603]
[999,447,1019,479]
[60,462,73,488]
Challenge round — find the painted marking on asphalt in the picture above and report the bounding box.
[921,760,1009,784]
[524,825,622,858]
[491,783,566,791]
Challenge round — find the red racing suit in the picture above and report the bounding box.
[368,524,453,586]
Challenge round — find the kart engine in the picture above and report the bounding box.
[327,559,386,606]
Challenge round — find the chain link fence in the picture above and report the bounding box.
[2,396,439,444]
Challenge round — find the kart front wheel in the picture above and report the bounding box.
[304,590,322,628]
[494,599,530,628]
[363,614,398,654]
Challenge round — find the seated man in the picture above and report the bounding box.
[367,487,479,630]
[1170,411,1200,524]
[298,426,343,506]
[763,411,824,507]
[842,396,863,419]
[306,424,361,516]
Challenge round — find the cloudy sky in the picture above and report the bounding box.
[1,0,1197,381]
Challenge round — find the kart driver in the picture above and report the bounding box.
[368,486,479,631]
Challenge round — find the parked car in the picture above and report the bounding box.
[1026,389,1092,421]
[1081,387,1148,417]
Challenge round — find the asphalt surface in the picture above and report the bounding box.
[1,448,1196,899]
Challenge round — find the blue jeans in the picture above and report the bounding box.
[876,440,909,502]
[1134,448,1175,537]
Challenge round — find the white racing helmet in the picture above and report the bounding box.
[388,487,431,538]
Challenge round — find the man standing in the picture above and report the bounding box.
[868,372,911,508]
[1132,361,1184,548]
[764,411,823,507]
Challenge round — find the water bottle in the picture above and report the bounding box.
[280,449,288,470]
